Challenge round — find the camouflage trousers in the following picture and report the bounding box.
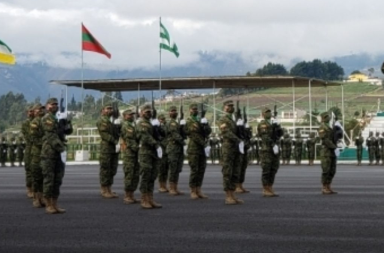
[122,153,140,192]
[8,149,16,164]
[188,153,207,188]
[356,148,363,163]
[221,148,240,191]
[157,154,169,183]
[24,145,33,188]
[139,154,158,194]
[321,155,337,184]
[168,152,184,183]
[41,156,65,198]
[260,151,280,186]
[99,152,119,186]
[237,152,248,184]
[295,149,302,164]
[375,148,381,163]
[281,149,291,161]
[31,153,43,193]
[0,150,7,165]
[307,149,315,160]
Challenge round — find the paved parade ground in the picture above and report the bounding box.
[1,164,384,253]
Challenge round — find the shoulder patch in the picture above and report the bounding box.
[30,123,38,128]
[45,120,53,125]
[220,123,227,129]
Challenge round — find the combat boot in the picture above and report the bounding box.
[240,184,250,193]
[190,187,199,200]
[45,198,58,214]
[225,191,237,205]
[26,187,33,198]
[322,184,332,195]
[262,185,274,197]
[269,185,279,197]
[282,159,286,165]
[235,183,244,193]
[230,191,244,204]
[141,193,153,209]
[169,183,178,196]
[196,187,208,199]
[148,192,162,208]
[175,182,184,195]
[32,193,42,208]
[327,184,338,194]
[158,181,168,193]
[101,186,114,199]
[100,186,107,196]
[123,191,135,204]
[52,198,66,213]
[108,186,119,198]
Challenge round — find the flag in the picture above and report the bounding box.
[160,21,179,58]
[0,39,16,65]
[82,23,111,59]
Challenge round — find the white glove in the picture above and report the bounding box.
[239,141,245,154]
[114,118,121,125]
[273,144,279,155]
[151,119,160,126]
[334,121,342,128]
[180,119,186,125]
[156,146,163,158]
[272,119,280,125]
[245,123,250,128]
[236,119,244,126]
[334,148,340,157]
[183,145,188,156]
[115,143,121,153]
[204,146,211,157]
[201,118,208,124]
[60,151,67,163]
[365,146,368,151]
[57,111,67,120]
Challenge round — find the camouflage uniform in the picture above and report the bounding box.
[21,108,34,195]
[375,132,381,165]
[381,133,384,165]
[366,132,376,166]
[306,133,318,166]
[250,134,260,165]
[0,135,8,167]
[293,133,303,165]
[120,109,140,204]
[157,114,169,192]
[280,133,292,165]
[209,133,221,164]
[17,135,26,167]
[185,103,211,199]
[355,134,364,166]
[8,135,17,167]
[96,104,120,198]
[257,107,283,197]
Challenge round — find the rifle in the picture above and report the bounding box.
[179,99,187,139]
[151,92,161,141]
[57,91,73,142]
[200,101,208,139]
[111,101,121,138]
[271,105,283,144]
[235,100,241,121]
[243,106,252,140]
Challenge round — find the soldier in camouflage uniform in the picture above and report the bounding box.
[281,133,292,165]
[120,109,140,204]
[0,134,8,167]
[137,104,162,209]
[157,114,169,193]
[381,132,384,165]
[40,98,67,214]
[235,119,252,194]
[166,106,185,196]
[218,100,244,204]
[8,134,17,167]
[96,104,120,199]
[30,103,46,208]
[355,132,364,166]
[257,107,284,197]
[21,106,34,197]
[185,103,211,200]
[375,132,381,165]
[306,132,318,166]
[366,131,376,166]
[293,133,303,165]
[209,133,221,164]
[17,134,26,167]
[318,112,338,194]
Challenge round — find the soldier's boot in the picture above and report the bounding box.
[175,183,184,195]
[196,187,208,199]
[45,198,58,214]
[108,186,119,198]
[224,191,237,205]
[190,187,199,200]
[168,183,178,196]
[282,159,286,165]
[322,184,332,195]
[327,184,338,194]
[39,194,46,207]
[101,186,114,199]
[26,187,33,198]
[100,186,107,196]
[230,191,244,204]
[158,181,168,193]
[235,183,244,193]
[269,185,279,197]
[52,198,66,213]
[32,192,42,208]
[240,184,250,193]
[123,191,135,204]
[148,192,162,208]
[262,186,274,197]
[140,193,153,209]
[19,162,22,167]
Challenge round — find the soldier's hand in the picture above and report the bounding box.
[156,146,163,158]
[272,119,280,125]
[200,118,208,124]
[180,119,186,125]
[236,119,244,126]
[334,148,340,157]
[151,119,160,126]
[239,141,245,154]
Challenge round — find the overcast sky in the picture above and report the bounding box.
[1,0,384,71]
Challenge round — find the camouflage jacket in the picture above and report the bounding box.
[120,120,139,156]
[21,117,33,145]
[41,112,65,158]
[96,115,119,153]
[281,137,292,151]
[366,136,376,148]
[218,114,241,150]
[318,123,337,157]
[137,117,158,157]
[293,138,303,150]
[355,136,364,149]
[30,116,44,155]
[185,116,211,155]
[159,122,168,148]
[257,119,282,152]
[166,118,184,155]
[306,137,318,152]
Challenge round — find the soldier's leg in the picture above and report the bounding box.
[168,155,179,195]
[98,153,114,198]
[110,153,119,186]
[157,154,169,192]
[320,157,332,194]
[260,152,274,197]
[222,150,234,192]
[197,154,207,188]
[24,147,33,197]
[147,156,161,208]
[41,158,57,214]
[188,154,199,199]
[138,154,152,208]
[52,158,66,213]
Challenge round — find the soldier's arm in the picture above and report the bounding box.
[97,120,118,145]
[168,122,184,145]
[186,120,206,146]
[41,116,65,153]
[139,122,158,148]
[219,119,241,144]
[318,127,337,149]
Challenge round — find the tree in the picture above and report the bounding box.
[253,62,288,76]
[368,68,375,77]
[290,59,344,80]
[68,95,77,111]
[350,70,362,75]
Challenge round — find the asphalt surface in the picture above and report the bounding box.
[1,163,384,253]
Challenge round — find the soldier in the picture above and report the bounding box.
[306,132,318,166]
[381,132,384,165]
[209,133,221,164]
[40,98,68,214]
[0,134,8,167]
[137,104,162,209]
[30,103,46,208]
[157,114,169,193]
[366,131,376,166]
[293,133,303,165]
[185,103,211,200]
[355,132,364,166]
[281,133,292,165]
[96,103,120,199]
[120,109,140,204]
[251,134,260,165]
[16,134,26,167]
[318,112,339,194]
[8,134,17,167]
[166,106,185,196]
[257,107,284,197]
[21,106,34,197]
[375,132,381,165]
[235,120,252,194]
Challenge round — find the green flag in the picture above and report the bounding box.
[160,21,179,58]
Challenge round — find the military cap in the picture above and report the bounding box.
[223,100,234,106]
[140,104,152,112]
[158,114,166,120]
[262,107,271,113]
[189,103,198,109]
[32,103,45,110]
[102,103,113,109]
[122,109,135,115]
[320,112,329,119]
[27,105,34,111]
[46,97,58,104]
[168,105,177,111]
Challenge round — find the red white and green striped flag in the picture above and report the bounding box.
[82,23,111,59]
[0,39,16,65]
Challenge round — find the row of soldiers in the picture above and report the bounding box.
[0,134,26,167]
[355,131,384,166]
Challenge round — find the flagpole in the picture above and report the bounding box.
[81,23,84,149]
[159,16,162,111]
